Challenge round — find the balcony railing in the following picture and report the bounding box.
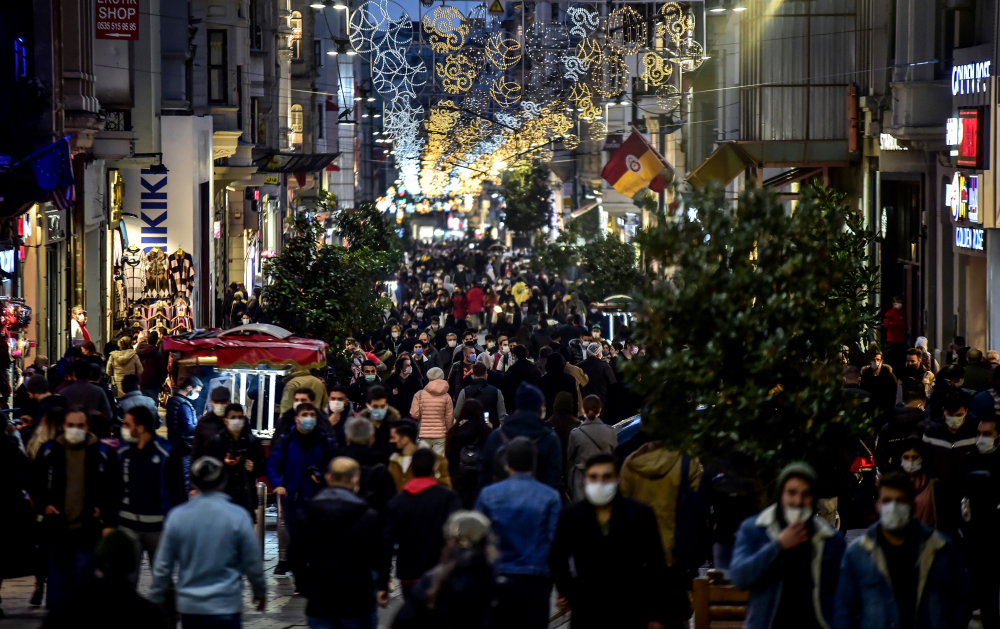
[104,109,132,132]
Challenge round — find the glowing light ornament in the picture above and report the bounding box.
[435,54,479,94]
[495,112,521,129]
[562,134,579,150]
[589,121,607,142]
[606,6,647,54]
[372,49,427,99]
[525,21,570,62]
[566,5,599,38]
[657,2,695,46]
[485,32,521,70]
[423,5,469,53]
[656,84,681,112]
[490,77,522,108]
[674,37,706,71]
[640,52,673,87]
[348,0,412,58]
[595,47,629,97]
[466,4,499,45]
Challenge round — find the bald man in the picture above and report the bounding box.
[299,457,391,625]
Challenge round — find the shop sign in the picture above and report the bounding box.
[879,134,907,151]
[96,0,140,40]
[946,172,980,223]
[604,134,624,152]
[957,108,984,168]
[956,226,985,252]
[263,174,279,185]
[951,60,990,96]
[45,205,67,243]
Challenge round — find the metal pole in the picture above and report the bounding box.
[256,482,266,553]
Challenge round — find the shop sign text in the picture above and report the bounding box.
[952,60,991,96]
[956,226,984,252]
[946,172,979,223]
[96,0,140,40]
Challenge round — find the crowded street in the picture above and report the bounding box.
[4,0,1000,628]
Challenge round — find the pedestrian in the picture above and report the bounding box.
[279,368,328,415]
[41,529,170,629]
[59,361,114,422]
[958,416,1000,629]
[860,349,898,418]
[106,336,143,399]
[900,347,932,395]
[922,391,976,538]
[619,439,702,569]
[348,360,382,407]
[566,396,618,501]
[272,388,329,449]
[21,375,68,447]
[577,342,617,406]
[446,398,492,508]
[454,362,507,427]
[150,456,267,628]
[165,376,203,481]
[962,348,993,392]
[217,403,266,519]
[117,406,187,582]
[474,436,561,629]
[874,383,927,471]
[546,391,580,471]
[491,336,514,374]
[391,511,500,629]
[537,353,577,417]
[478,382,562,491]
[265,402,334,582]
[895,438,937,527]
[447,344,478,401]
[928,364,969,420]
[387,352,424,417]
[33,407,119,607]
[410,367,453,455]
[498,345,541,412]
[730,462,846,629]
[323,384,354,447]
[550,453,690,629]
[334,415,397,520]
[117,374,160,424]
[834,471,970,629]
[191,386,231,461]
[136,330,168,403]
[386,448,463,599]
[297,457,390,628]
[356,384,401,464]
[389,421,452,490]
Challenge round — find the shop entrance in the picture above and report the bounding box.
[879,177,923,358]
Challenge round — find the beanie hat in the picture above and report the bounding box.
[553,391,574,414]
[210,386,231,402]
[587,342,602,357]
[971,389,999,422]
[426,367,445,381]
[773,461,817,504]
[515,382,545,414]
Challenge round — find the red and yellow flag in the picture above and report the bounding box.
[601,131,671,197]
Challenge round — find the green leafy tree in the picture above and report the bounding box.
[532,224,579,277]
[502,164,553,236]
[577,234,639,302]
[628,182,879,479]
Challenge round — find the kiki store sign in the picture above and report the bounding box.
[945,172,980,224]
[96,0,139,40]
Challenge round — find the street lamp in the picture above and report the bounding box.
[333,0,348,9]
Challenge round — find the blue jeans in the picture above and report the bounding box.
[181,613,241,629]
[307,617,373,629]
[46,532,96,608]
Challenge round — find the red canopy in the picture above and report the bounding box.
[164,328,327,371]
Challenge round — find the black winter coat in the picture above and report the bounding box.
[385,484,462,581]
[333,442,397,520]
[499,361,541,412]
[218,425,266,515]
[34,434,120,537]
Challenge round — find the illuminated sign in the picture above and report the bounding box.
[957,108,984,168]
[946,172,980,223]
[956,226,984,252]
[879,134,907,151]
[946,118,959,146]
[952,60,991,96]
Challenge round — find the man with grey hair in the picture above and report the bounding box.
[333,416,396,519]
[577,341,617,407]
[298,457,391,627]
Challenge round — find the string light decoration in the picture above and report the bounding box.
[562,134,579,150]
[589,121,608,142]
[348,0,412,57]
[567,5,599,38]
[485,32,521,70]
[640,52,673,86]
[658,2,695,46]
[656,84,681,112]
[525,21,570,62]
[606,6,647,54]
[490,77,522,108]
[372,49,427,99]
[422,5,470,53]
[674,38,706,71]
[435,53,479,94]
[595,47,629,97]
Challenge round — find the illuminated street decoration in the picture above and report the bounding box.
[606,6,646,54]
[423,5,469,53]
[485,32,521,69]
[658,2,695,45]
[567,5,599,38]
[641,52,673,86]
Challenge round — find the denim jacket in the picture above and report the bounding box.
[474,472,560,577]
[730,504,846,629]
[833,522,970,629]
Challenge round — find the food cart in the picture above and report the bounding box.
[163,324,327,438]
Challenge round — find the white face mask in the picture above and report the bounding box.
[945,414,966,430]
[500,346,509,354]
[64,427,87,445]
[976,436,998,455]
[226,418,245,433]
[391,332,399,339]
[329,400,346,413]
[584,481,618,506]
[212,402,228,416]
[879,501,912,531]
[448,340,457,348]
[900,459,922,474]
[121,426,139,443]
[783,506,812,525]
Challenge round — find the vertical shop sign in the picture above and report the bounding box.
[96,0,140,39]
[957,108,984,169]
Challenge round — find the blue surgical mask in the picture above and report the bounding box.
[299,417,317,432]
[370,408,388,421]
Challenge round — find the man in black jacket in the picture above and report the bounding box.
[550,453,689,629]
[875,383,927,471]
[385,448,462,599]
[334,416,397,521]
[578,342,617,407]
[298,457,391,625]
[455,363,507,427]
[499,345,541,412]
[190,386,231,461]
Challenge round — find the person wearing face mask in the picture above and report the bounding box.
[411,368,454,456]
[895,440,937,527]
[566,396,618,502]
[730,462,845,629]
[922,392,977,539]
[273,388,331,452]
[348,360,382,407]
[883,295,907,373]
[217,403,265,519]
[835,472,969,629]
[875,383,928,472]
[958,418,1000,629]
[34,408,120,607]
[357,385,401,464]
[491,336,513,374]
[190,386,232,462]
[116,406,187,585]
[860,348,898,418]
[448,346,480,403]
[164,376,203,479]
[278,367,328,416]
[324,385,354,448]
[387,353,424,419]
[266,402,335,589]
[550,453,688,629]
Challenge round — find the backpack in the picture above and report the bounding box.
[708,471,759,547]
[673,455,712,579]
[357,462,388,510]
[458,442,482,476]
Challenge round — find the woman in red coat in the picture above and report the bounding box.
[451,287,469,322]
[465,284,485,329]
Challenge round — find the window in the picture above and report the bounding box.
[290,11,302,60]
[208,30,227,104]
[14,37,27,79]
[291,104,303,146]
[249,1,263,50]
[236,66,244,131]
[316,103,325,139]
[251,98,261,144]
[314,40,323,67]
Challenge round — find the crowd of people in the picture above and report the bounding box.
[3,245,1000,629]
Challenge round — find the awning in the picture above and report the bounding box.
[686,142,756,190]
[253,152,341,173]
[164,328,328,371]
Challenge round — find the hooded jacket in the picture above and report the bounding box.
[389,451,452,491]
[385,481,462,581]
[107,349,143,398]
[619,441,702,567]
[466,286,485,314]
[477,410,563,491]
[279,371,328,415]
[410,379,454,439]
[833,521,969,629]
[730,504,846,629]
[136,342,168,391]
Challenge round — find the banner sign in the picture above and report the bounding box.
[96,0,140,40]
